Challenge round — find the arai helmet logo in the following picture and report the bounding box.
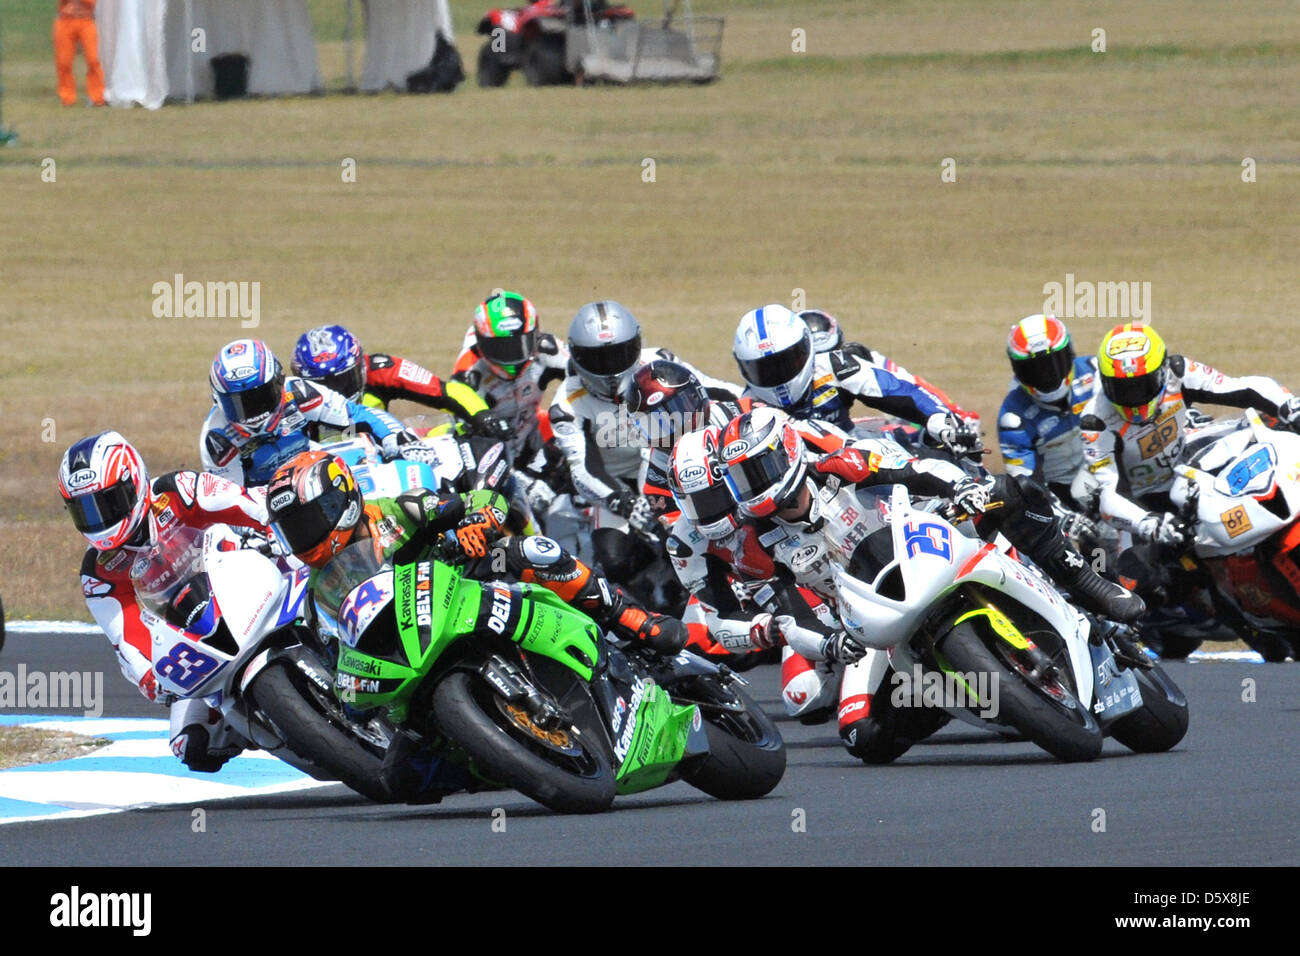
[722,440,750,459]
[66,470,97,490]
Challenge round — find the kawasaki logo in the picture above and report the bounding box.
[614,678,649,762]
[339,652,381,676]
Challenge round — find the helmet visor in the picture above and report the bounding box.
[1103,367,1165,409]
[736,334,812,389]
[218,371,286,427]
[477,328,537,368]
[1012,344,1075,392]
[675,481,736,528]
[271,485,353,557]
[65,479,139,534]
[308,364,366,403]
[725,445,793,507]
[571,334,641,377]
[637,390,710,449]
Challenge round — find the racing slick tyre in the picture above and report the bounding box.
[477,42,511,87]
[679,677,785,800]
[248,659,390,802]
[939,620,1103,762]
[1107,661,1190,753]
[431,670,616,814]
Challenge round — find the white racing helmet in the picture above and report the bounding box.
[669,426,740,540]
[733,304,815,409]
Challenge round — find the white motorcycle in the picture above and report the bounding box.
[1165,408,1300,661]
[131,523,392,799]
[833,485,1189,761]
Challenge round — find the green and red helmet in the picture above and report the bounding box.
[473,291,539,380]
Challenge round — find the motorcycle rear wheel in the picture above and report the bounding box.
[248,659,390,802]
[939,620,1103,762]
[431,670,616,814]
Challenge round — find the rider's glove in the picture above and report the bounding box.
[820,630,869,665]
[468,410,513,441]
[454,507,505,558]
[394,441,441,467]
[627,495,664,540]
[948,476,989,519]
[925,412,981,454]
[380,429,421,461]
[607,489,639,520]
[814,447,876,484]
[1277,396,1300,430]
[748,612,780,650]
[1138,512,1190,549]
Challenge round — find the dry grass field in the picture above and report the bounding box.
[1,0,1298,619]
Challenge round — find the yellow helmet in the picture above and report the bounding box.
[1097,323,1169,423]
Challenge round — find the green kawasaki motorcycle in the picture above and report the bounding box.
[309,540,786,813]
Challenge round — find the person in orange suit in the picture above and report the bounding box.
[54,0,106,107]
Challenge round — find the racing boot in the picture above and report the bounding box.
[606,596,688,656]
[1039,544,1146,622]
[989,475,1145,623]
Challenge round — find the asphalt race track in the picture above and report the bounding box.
[2,630,1297,867]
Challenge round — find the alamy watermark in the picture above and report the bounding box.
[0,665,104,718]
[890,664,999,719]
[1042,273,1151,322]
[50,886,151,936]
[152,273,260,328]
[593,405,710,449]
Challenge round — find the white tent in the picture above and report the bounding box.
[98,0,455,108]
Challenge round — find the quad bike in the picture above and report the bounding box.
[475,0,721,87]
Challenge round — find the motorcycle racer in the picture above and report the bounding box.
[59,430,270,772]
[548,300,740,585]
[718,407,1145,760]
[266,450,684,655]
[290,324,507,440]
[1074,322,1300,548]
[199,338,414,488]
[451,291,571,460]
[733,304,980,452]
[998,314,1100,503]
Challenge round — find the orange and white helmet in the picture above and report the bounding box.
[58,431,151,551]
[1007,314,1075,408]
[1097,323,1169,423]
[266,451,365,567]
[669,426,739,540]
[718,407,809,519]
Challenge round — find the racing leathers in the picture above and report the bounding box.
[200,376,409,488]
[1073,356,1297,537]
[999,355,1100,502]
[548,347,740,582]
[452,328,571,515]
[750,347,977,451]
[358,352,492,425]
[78,470,269,771]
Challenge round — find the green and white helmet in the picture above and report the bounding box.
[473,291,539,379]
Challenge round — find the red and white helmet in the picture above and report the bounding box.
[718,407,808,518]
[669,427,739,540]
[58,431,151,551]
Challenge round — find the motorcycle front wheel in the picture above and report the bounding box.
[248,658,391,802]
[431,670,616,814]
[939,620,1103,762]
[672,675,786,800]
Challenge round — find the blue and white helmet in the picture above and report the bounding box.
[210,339,286,437]
[292,325,366,402]
[733,304,815,409]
